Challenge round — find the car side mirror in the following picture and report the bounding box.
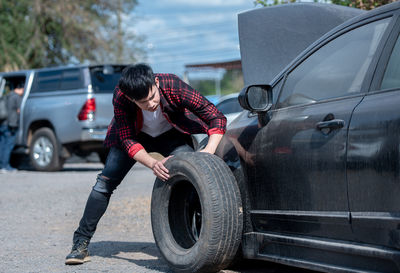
[238,84,272,112]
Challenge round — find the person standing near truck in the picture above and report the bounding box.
[65,63,226,265]
[0,83,24,173]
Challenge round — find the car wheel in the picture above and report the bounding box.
[29,128,64,171]
[151,152,243,273]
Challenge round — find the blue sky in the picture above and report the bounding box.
[130,0,256,78]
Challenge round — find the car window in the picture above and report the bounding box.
[217,97,241,115]
[90,66,124,93]
[31,70,62,93]
[381,34,400,90]
[0,76,26,97]
[278,18,390,108]
[59,69,84,90]
[31,69,84,93]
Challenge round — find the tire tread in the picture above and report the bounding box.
[151,152,243,273]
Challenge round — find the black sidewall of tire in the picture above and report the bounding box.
[151,152,243,273]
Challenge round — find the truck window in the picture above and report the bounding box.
[90,66,124,93]
[31,69,84,93]
[31,70,62,93]
[60,69,84,90]
[1,76,26,96]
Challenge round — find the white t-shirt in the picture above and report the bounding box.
[141,106,173,137]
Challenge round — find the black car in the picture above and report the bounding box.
[150,2,400,273]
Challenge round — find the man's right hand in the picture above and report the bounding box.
[151,156,172,181]
[133,149,173,181]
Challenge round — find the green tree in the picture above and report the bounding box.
[189,79,216,96]
[330,0,397,10]
[189,69,243,97]
[0,0,143,71]
[254,0,397,10]
[220,69,243,95]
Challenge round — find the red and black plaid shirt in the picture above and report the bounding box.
[104,73,227,158]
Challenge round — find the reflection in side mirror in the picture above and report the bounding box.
[239,84,272,112]
[247,86,268,110]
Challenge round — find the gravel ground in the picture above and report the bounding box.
[0,162,312,273]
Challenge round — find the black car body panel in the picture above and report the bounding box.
[217,2,400,272]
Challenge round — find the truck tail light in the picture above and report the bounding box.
[78,98,96,121]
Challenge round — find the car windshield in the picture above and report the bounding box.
[90,65,125,93]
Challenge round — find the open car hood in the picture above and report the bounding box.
[238,3,365,86]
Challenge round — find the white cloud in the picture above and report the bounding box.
[130,0,253,75]
[134,16,168,35]
[175,11,236,25]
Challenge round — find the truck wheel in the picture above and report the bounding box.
[29,128,64,171]
[151,152,243,273]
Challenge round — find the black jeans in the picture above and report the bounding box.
[73,129,193,242]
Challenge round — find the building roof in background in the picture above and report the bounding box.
[185,60,241,71]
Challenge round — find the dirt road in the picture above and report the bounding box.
[0,162,311,273]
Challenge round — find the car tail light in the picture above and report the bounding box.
[78,98,96,121]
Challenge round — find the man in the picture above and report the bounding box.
[0,83,24,172]
[65,63,226,265]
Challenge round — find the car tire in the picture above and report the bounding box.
[151,152,243,273]
[29,128,64,171]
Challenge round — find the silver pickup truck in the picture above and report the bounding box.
[0,64,125,171]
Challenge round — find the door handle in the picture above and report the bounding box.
[316,119,345,130]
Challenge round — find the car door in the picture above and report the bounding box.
[347,14,400,249]
[0,73,30,145]
[247,17,392,241]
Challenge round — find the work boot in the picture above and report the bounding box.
[65,239,90,265]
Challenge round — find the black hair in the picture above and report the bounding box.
[15,82,24,89]
[118,63,155,101]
